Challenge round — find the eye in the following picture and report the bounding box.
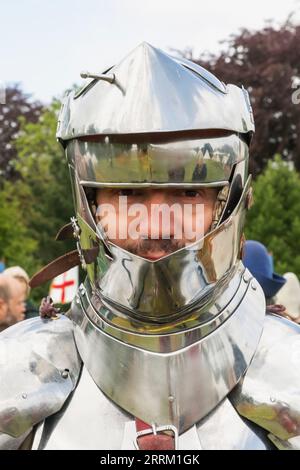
[183,190,203,198]
[118,189,136,196]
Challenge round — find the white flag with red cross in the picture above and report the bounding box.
[49,266,79,304]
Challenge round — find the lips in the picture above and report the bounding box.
[140,251,168,261]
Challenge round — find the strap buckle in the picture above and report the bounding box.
[134,423,179,450]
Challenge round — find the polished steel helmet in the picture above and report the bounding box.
[57,42,255,328]
[56,43,266,430]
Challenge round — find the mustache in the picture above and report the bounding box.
[122,237,185,255]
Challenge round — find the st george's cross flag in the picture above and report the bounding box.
[49,266,79,304]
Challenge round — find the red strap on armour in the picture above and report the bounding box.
[135,418,175,450]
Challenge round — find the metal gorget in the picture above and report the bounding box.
[68,266,265,432]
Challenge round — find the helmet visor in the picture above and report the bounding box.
[66,133,248,187]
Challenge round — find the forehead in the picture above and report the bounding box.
[7,278,26,297]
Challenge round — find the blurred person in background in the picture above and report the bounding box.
[4,266,38,319]
[242,240,286,304]
[275,272,300,323]
[0,258,5,273]
[0,274,25,332]
[242,240,291,319]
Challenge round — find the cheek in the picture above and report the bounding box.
[181,203,214,239]
[97,207,131,243]
[0,303,8,319]
[100,212,117,226]
[97,206,117,237]
[203,203,214,229]
[96,193,113,205]
[204,202,214,220]
[6,300,14,315]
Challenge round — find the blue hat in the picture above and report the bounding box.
[243,240,286,299]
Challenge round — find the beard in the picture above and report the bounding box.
[120,237,185,256]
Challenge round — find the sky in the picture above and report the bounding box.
[1,0,300,103]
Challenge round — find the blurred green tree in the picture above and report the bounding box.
[245,155,300,278]
[0,184,37,272]
[0,100,74,300]
[0,84,42,184]
[190,16,300,176]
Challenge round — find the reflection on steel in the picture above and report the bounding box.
[68,275,265,433]
[197,397,271,449]
[77,263,251,350]
[57,42,254,140]
[33,367,270,449]
[58,42,253,325]
[74,176,251,321]
[0,316,81,444]
[231,314,300,447]
[80,71,115,83]
[67,134,248,187]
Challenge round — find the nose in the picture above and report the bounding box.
[139,190,175,239]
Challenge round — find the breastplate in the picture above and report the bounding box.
[33,366,272,450]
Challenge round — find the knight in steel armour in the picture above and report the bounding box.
[1,43,300,450]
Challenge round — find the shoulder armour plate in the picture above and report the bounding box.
[230,313,300,449]
[0,315,81,448]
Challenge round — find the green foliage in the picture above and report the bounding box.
[0,184,37,271]
[245,155,300,278]
[0,100,74,301]
[0,85,42,184]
